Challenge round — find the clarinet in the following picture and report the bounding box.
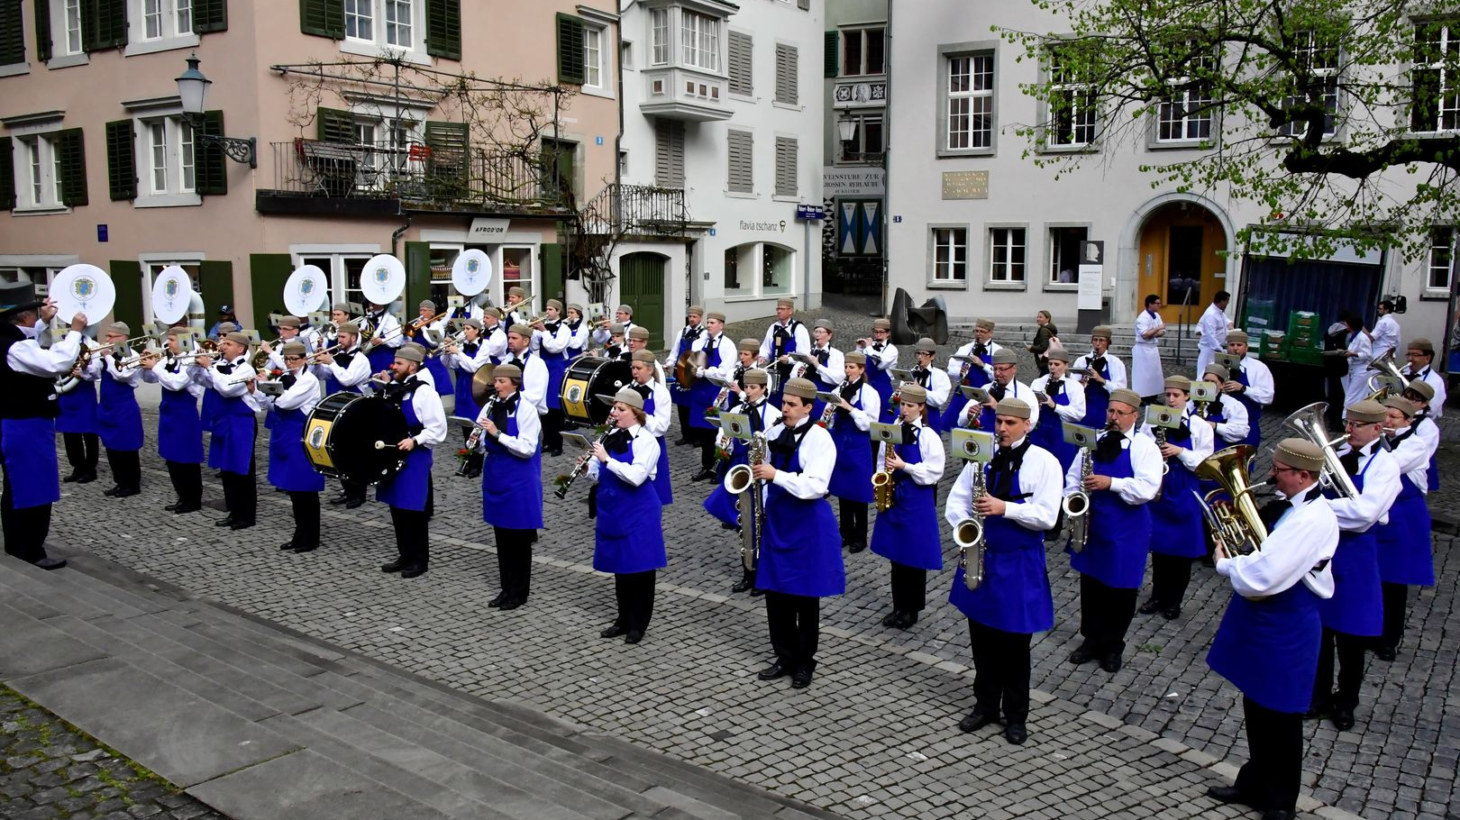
[554,430,612,499]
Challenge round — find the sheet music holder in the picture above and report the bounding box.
[1063,422,1100,449]
[719,411,753,442]
[951,429,995,463]
[1145,404,1182,430]
[869,421,913,446]
[958,385,990,404]
[1191,381,1218,403]
[561,431,593,451]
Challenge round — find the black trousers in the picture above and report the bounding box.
[1379,581,1408,651]
[765,590,820,673]
[289,491,321,549]
[890,561,927,613]
[1149,553,1193,608]
[613,570,656,633]
[0,432,53,564]
[106,448,142,491]
[1079,574,1139,657]
[968,620,1034,723]
[63,432,99,473]
[838,499,868,547]
[340,477,367,502]
[165,461,203,507]
[1314,628,1367,711]
[390,506,429,568]
[1233,696,1303,813]
[542,409,564,452]
[675,404,692,440]
[697,428,717,470]
[494,527,536,602]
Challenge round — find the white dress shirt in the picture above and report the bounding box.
[317,346,371,389]
[506,348,550,415]
[201,356,261,412]
[366,310,403,350]
[1063,426,1162,505]
[258,368,323,416]
[642,380,673,437]
[1231,354,1275,406]
[944,438,1062,533]
[1203,393,1250,444]
[1072,351,1128,392]
[1328,442,1400,533]
[865,340,898,374]
[911,365,952,413]
[400,377,447,448]
[947,340,1002,383]
[1217,487,1337,599]
[1403,364,1447,418]
[1198,303,1231,351]
[1390,416,1439,491]
[146,357,205,398]
[877,417,945,487]
[475,393,541,458]
[101,353,144,388]
[807,345,846,387]
[1341,330,1374,406]
[1138,405,1215,471]
[1030,374,1087,424]
[590,425,658,485]
[6,328,82,377]
[479,324,510,362]
[693,334,739,381]
[758,319,812,364]
[1371,313,1401,361]
[959,379,1041,430]
[840,381,882,431]
[764,417,835,499]
[447,337,495,376]
[534,322,571,357]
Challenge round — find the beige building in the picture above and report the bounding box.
[0,0,621,332]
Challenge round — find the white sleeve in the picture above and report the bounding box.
[1107,357,1129,391]
[926,368,951,410]
[484,329,509,360]
[104,355,143,387]
[769,425,834,499]
[1056,379,1086,422]
[875,344,898,371]
[1389,432,1428,474]
[521,358,549,413]
[1110,435,1162,504]
[815,348,846,386]
[848,385,880,431]
[541,326,570,355]
[1218,502,1338,598]
[899,427,945,486]
[794,324,812,355]
[646,383,672,436]
[5,330,82,377]
[1214,396,1250,442]
[756,326,776,361]
[945,462,976,529]
[1327,451,1400,532]
[411,388,448,447]
[206,363,252,397]
[1005,447,1063,531]
[1243,359,1275,405]
[490,402,541,458]
[151,360,194,391]
[1172,414,1215,470]
[274,373,319,412]
[605,432,657,486]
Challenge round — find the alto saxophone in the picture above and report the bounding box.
[872,439,896,513]
[723,432,767,571]
[955,463,987,590]
[1062,446,1094,552]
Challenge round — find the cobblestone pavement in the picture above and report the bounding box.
[1,684,229,820]
[38,314,1458,820]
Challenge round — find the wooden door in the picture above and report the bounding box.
[1137,204,1227,323]
[619,252,666,349]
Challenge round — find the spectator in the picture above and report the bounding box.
[1028,310,1058,376]
[207,306,237,341]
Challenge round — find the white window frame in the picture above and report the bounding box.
[8,128,68,214]
[138,254,204,326]
[582,23,614,98]
[139,115,197,198]
[649,9,670,66]
[45,0,88,68]
[722,242,797,301]
[938,44,997,157]
[339,0,428,65]
[126,0,199,56]
[1412,21,1460,134]
[680,10,721,73]
[929,226,969,286]
[1428,226,1457,293]
[987,226,1028,287]
[1155,55,1217,145]
[1044,45,1097,149]
[840,26,886,77]
[1046,224,1089,290]
[1278,30,1340,140]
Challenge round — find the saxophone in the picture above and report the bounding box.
[723,432,767,571]
[872,439,896,513]
[955,464,987,590]
[1062,446,1093,552]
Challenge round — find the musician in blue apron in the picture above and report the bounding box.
[827,352,881,554]
[408,301,453,397]
[254,342,326,553]
[1311,400,1398,731]
[1373,396,1436,662]
[314,323,372,507]
[142,329,205,515]
[757,298,810,407]
[564,304,591,358]
[629,349,674,506]
[588,387,667,645]
[704,369,780,594]
[1064,388,1161,674]
[93,322,146,498]
[1,283,86,570]
[197,332,260,529]
[958,349,1041,434]
[806,320,845,420]
[1137,377,1214,620]
[665,305,705,443]
[362,300,403,375]
[942,318,1000,429]
[260,315,312,375]
[1205,439,1338,820]
[903,338,949,433]
[689,312,737,482]
[860,318,898,421]
[445,318,491,478]
[1401,379,1442,492]
[57,338,100,484]
[376,344,447,579]
[534,299,573,457]
[1219,331,1274,448]
[1071,326,1127,429]
[476,363,543,610]
[1028,349,1086,474]
[752,378,845,690]
[1401,337,1446,422]
[870,383,945,630]
[1198,364,1251,447]
[478,307,510,363]
[945,397,1061,746]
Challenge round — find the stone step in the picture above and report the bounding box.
[0,559,131,622]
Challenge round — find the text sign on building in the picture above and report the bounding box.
[468,218,511,242]
[796,204,825,221]
[1077,241,1104,311]
[822,167,886,198]
[941,171,989,200]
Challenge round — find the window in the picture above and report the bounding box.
[681,11,719,72]
[1412,21,1460,133]
[655,119,685,188]
[0,1,23,68]
[946,53,994,151]
[727,130,753,193]
[1047,45,1096,147]
[724,246,748,294]
[584,25,605,89]
[762,245,793,295]
[1279,30,1339,139]
[341,0,422,54]
[728,31,753,95]
[838,113,883,162]
[140,257,201,324]
[932,228,968,282]
[989,227,1026,282]
[63,0,84,55]
[385,0,412,48]
[7,129,86,211]
[1430,227,1457,290]
[841,27,884,76]
[774,136,797,197]
[144,118,196,195]
[142,0,194,39]
[650,9,669,65]
[1048,226,1088,284]
[775,43,799,105]
[1157,55,1216,143]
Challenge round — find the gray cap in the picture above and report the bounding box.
[395,344,425,364]
[597,386,645,411]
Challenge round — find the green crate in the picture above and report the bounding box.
[1288,347,1326,366]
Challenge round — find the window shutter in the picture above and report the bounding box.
[56,127,87,207]
[774,136,796,197]
[776,44,799,105]
[196,111,228,196]
[110,260,143,333]
[105,119,136,201]
[727,130,752,194]
[0,138,14,211]
[300,0,343,39]
[728,31,752,96]
[83,0,128,51]
[823,31,838,77]
[403,242,432,310]
[316,107,354,143]
[654,119,684,188]
[197,260,233,324]
[425,0,460,60]
[0,1,24,65]
[556,13,585,85]
[424,120,469,192]
[34,0,51,62]
[193,0,228,33]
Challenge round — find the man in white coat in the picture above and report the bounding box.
[1197,291,1232,375]
[1132,294,1166,402]
[1371,300,1401,364]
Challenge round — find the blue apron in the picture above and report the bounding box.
[210,389,255,475]
[376,383,432,511]
[1318,456,1381,636]
[869,427,943,571]
[755,427,845,598]
[1232,365,1263,447]
[1208,581,1322,713]
[56,382,98,434]
[644,389,673,505]
[364,316,397,373]
[415,334,454,396]
[767,322,802,405]
[827,385,874,503]
[97,369,144,451]
[1,418,60,509]
[704,402,770,526]
[942,349,992,430]
[1079,357,1112,429]
[566,322,585,358]
[482,402,544,529]
[268,404,325,492]
[688,338,725,431]
[158,383,204,465]
[542,327,569,410]
[865,343,894,419]
[1068,439,1152,588]
[1376,472,1434,586]
[949,452,1055,634]
[1147,421,1205,559]
[451,343,483,422]
[323,350,363,397]
[593,433,667,574]
[1029,382,1077,473]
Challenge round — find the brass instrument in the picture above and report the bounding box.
[1364,349,1407,401]
[955,464,987,590]
[889,381,904,408]
[956,355,974,385]
[554,429,611,499]
[722,432,768,572]
[675,349,707,390]
[872,441,896,513]
[251,338,279,371]
[1061,447,1093,552]
[819,393,839,430]
[1153,424,1169,501]
[1282,401,1359,500]
[1194,445,1269,556]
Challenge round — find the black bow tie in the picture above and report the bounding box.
[280,373,298,389]
[973,343,988,358]
[1093,430,1125,463]
[604,429,632,453]
[990,383,1007,401]
[815,349,829,365]
[840,380,861,401]
[1339,448,1361,476]
[1259,486,1321,529]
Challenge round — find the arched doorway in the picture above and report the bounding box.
[618,252,668,348]
[1136,202,1229,325]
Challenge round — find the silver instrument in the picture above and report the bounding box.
[1282,401,1359,500]
[722,432,768,572]
[1062,446,1094,552]
[1365,350,1407,401]
[955,464,987,590]
[554,428,610,499]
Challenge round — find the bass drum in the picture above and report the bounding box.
[303,392,410,484]
[559,355,632,425]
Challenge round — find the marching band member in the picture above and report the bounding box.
[96,322,145,498]
[1373,396,1436,661]
[1064,388,1161,674]
[1137,377,1214,620]
[315,323,372,508]
[1028,349,1086,473]
[479,307,509,362]
[959,350,1041,432]
[503,324,549,418]
[629,349,674,505]
[1196,291,1232,375]
[752,378,846,689]
[258,316,311,372]
[601,323,627,359]
[870,383,946,630]
[1198,364,1251,445]
[806,320,846,411]
[445,318,492,478]
[1,285,86,570]
[1337,312,1373,409]
[689,313,737,482]
[199,321,238,441]
[252,342,325,553]
[1401,337,1446,419]
[666,306,705,443]
[1310,399,1399,731]
[476,363,543,610]
[412,301,454,397]
[860,318,898,421]
[758,298,810,406]
[1220,330,1274,447]
[195,332,260,530]
[703,368,780,593]
[625,327,667,381]
[908,338,951,433]
[1072,326,1127,428]
[1205,439,1338,820]
[725,338,760,400]
[362,299,403,374]
[376,344,447,579]
[142,329,204,514]
[946,397,1061,745]
[942,318,1000,429]
[1401,378,1442,491]
[827,352,881,554]
[57,334,100,485]
[592,304,637,346]
[504,286,533,329]
[589,387,666,644]
[534,299,573,457]
[564,304,591,358]
[1132,294,1166,402]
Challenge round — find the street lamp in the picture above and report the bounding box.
[836,110,858,145]
[175,53,257,169]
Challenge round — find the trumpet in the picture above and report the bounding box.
[723,432,768,572]
[554,429,611,499]
[955,462,987,590]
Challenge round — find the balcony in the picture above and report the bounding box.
[583,183,690,236]
[640,67,732,122]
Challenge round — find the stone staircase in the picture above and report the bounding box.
[0,554,841,820]
[946,321,1204,369]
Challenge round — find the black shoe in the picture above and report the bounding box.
[1259,810,1295,820]
[731,576,754,594]
[381,560,406,573]
[749,587,763,597]
[790,668,812,689]
[165,503,180,512]
[1099,652,1123,673]
[674,438,691,446]
[624,630,644,645]
[1331,706,1355,731]
[721,522,736,531]
[103,486,120,497]
[546,448,563,458]
[848,542,867,554]
[345,497,366,510]
[897,611,919,630]
[292,545,318,554]
[229,520,255,531]
[112,487,140,499]
[465,464,482,479]
[600,624,626,639]
[1206,785,1246,806]
[400,565,428,579]
[328,494,350,505]
[1373,645,1397,662]
[757,662,789,681]
[881,611,903,627]
[1067,645,1095,665]
[280,542,297,551]
[173,503,201,514]
[32,557,68,571]
[63,472,83,483]
[1004,723,1028,745]
[488,591,506,608]
[74,471,97,484]
[215,517,235,527]
[1160,606,1182,621]
[1137,598,1162,615]
[691,468,716,482]
[499,597,523,610]
[959,710,1000,733]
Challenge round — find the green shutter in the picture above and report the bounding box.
[56,127,87,207]
[194,0,228,33]
[105,119,136,201]
[556,13,585,85]
[249,254,293,331]
[425,0,459,60]
[540,243,564,305]
[404,242,432,311]
[424,120,468,195]
[34,0,50,62]
[0,138,15,210]
[198,260,233,324]
[300,0,343,38]
[0,0,25,65]
[824,31,838,77]
[316,106,353,143]
[196,110,228,196]
[83,0,127,51]
[110,260,143,332]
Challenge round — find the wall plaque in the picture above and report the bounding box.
[941,171,989,200]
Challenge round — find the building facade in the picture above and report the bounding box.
[821,0,886,299]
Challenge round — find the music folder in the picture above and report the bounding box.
[890,368,915,384]
[1063,422,1100,449]
[446,415,479,432]
[1215,352,1243,371]
[719,411,753,442]
[869,421,912,446]
[1145,404,1182,430]
[1191,381,1218,403]
[255,381,285,397]
[958,385,990,404]
[703,373,731,388]
[815,390,841,406]
[561,431,593,451]
[951,429,995,463]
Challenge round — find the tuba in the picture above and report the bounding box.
[1364,350,1407,401]
[1194,445,1269,556]
[1282,401,1359,500]
[723,432,767,572]
[954,465,987,590]
[1061,447,1092,552]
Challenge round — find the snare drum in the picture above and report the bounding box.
[559,356,632,425]
[302,392,410,484]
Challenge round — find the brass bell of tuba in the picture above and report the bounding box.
[1194,445,1269,556]
[1281,401,1359,500]
[1364,350,1408,400]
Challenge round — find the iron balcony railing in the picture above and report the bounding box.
[580,183,689,235]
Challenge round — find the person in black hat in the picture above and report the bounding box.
[0,283,89,569]
[207,304,237,342]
